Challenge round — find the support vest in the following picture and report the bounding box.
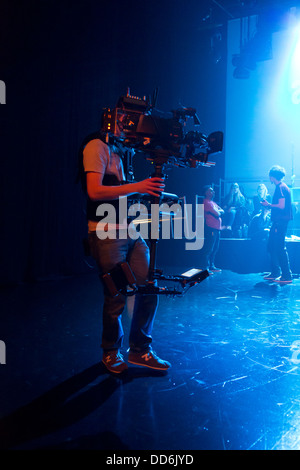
[77,132,125,223]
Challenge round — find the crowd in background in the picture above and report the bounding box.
[203,165,294,283]
[201,182,273,274]
[219,182,272,240]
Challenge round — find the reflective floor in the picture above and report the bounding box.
[1,268,300,450]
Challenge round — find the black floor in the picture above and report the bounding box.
[1,268,300,450]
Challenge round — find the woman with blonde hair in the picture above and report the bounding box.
[222,182,245,231]
[252,183,271,215]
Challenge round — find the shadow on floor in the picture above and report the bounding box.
[0,361,166,450]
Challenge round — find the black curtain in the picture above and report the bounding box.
[0,0,226,284]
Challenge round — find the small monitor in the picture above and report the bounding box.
[181,268,203,278]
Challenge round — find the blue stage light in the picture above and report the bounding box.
[290,26,300,105]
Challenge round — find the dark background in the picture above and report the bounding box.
[1,0,293,284]
[0,0,228,284]
[1,2,300,453]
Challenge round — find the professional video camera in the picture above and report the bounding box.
[101,88,223,169]
[99,89,223,297]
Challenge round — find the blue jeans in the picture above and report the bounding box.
[88,231,158,352]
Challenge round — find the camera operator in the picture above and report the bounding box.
[82,115,171,374]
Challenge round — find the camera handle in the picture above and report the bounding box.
[148,158,168,283]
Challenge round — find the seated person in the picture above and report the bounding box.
[222,182,246,234]
[252,183,271,216]
[248,207,271,241]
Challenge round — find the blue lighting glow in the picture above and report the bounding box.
[291,27,300,104]
[268,23,300,112]
[225,12,300,185]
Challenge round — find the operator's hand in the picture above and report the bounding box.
[135,177,165,197]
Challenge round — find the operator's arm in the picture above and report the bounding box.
[86,172,165,201]
[84,138,165,201]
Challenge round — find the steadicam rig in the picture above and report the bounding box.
[101,263,210,298]
[100,89,223,297]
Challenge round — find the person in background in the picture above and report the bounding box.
[248,206,271,241]
[203,185,224,273]
[222,182,246,233]
[252,183,271,216]
[261,165,293,284]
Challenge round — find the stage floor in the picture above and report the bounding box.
[1,269,300,450]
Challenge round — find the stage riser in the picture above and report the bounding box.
[157,239,300,274]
